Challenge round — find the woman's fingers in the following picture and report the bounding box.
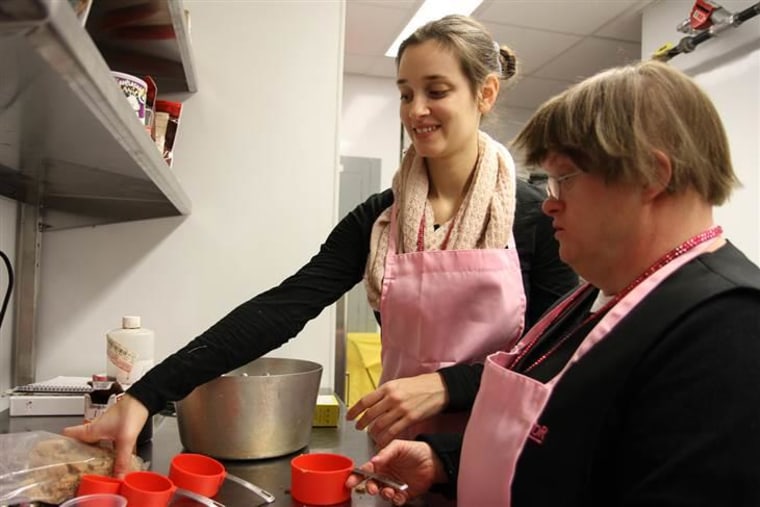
[346,388,383,421]
[62,422,101,443]
[63,394,148,479]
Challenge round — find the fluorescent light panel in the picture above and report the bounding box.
[384,0,484,58]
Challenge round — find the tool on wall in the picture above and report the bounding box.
[677,0,733,32]
[652,1,760,61]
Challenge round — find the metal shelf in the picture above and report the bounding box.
[0,0,195,230]
[1,0,198,387]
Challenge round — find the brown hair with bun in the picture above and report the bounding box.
[397,14,518,99]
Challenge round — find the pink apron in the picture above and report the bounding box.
[458,227,722,506]
[379,203,526,438]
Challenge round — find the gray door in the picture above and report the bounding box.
[338,156,382,332]
[334,156,381,401]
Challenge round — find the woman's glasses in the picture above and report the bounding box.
[546,171,583,200]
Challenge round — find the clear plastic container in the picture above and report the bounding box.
[60,493,127,507]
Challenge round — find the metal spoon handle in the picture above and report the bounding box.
[175,487,226,507]
[226,472,276,504]
[352,467,409,491]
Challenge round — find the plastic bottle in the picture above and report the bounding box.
[106,315,155,443]
[106,316,155,385]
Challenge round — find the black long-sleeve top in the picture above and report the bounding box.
[129,180,578,415]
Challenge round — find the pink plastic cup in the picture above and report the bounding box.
[121,471,176,507]
[76,474,123,496]
[169,453,227,497]
[290,453,354,505]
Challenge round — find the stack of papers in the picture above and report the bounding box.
[12,376,92,394]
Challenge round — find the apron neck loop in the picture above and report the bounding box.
[610,225,722,307]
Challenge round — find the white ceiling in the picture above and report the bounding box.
[344,0,655,114]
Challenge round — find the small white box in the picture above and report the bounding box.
[8,394,85,416]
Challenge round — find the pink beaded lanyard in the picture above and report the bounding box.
[517,225,723,373]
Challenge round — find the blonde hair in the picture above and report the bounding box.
[397,14,518,98]
[512,60,739,205]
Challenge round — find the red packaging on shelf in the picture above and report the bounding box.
[154,100,182,167]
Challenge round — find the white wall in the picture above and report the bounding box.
[29,1,345,389]
[642,0,760,262]
[0,197,16,412]
[341,74,400,189]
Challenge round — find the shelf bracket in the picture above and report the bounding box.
[12,192,43,387]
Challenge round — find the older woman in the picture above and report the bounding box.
[349,60,760,507]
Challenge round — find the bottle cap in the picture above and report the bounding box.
[123,316,141,328]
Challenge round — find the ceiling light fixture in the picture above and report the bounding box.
[384,0,484,58]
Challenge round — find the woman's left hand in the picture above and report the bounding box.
[346,372,448,447]
[346,439,444,505]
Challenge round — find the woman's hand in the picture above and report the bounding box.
[346,372,448,447]
[346,440,445,505]
[63,394,148,478]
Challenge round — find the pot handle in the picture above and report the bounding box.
[226,473,276,504]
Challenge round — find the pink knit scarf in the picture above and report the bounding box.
[364,131,516,310]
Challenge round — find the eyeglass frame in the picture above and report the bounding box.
[545,170,584,200]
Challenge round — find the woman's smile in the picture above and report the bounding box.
[413,124,440,135]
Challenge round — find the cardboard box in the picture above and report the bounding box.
[312,393,339,427]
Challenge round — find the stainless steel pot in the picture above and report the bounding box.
[175,357,323,459]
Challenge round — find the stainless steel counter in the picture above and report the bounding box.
[0,409,391,506]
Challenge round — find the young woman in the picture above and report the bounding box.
[65,15,577,476]
[344,14,575,447]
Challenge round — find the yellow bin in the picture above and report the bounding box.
[346,332,382,407]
